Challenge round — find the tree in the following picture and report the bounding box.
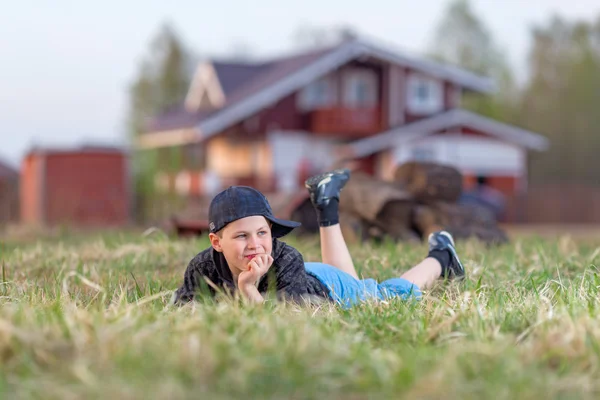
[520,15,600,186]
[427,0,518,119]
[127,22,193,140]
[126,22,193,222]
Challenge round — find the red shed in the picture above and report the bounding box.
[20,146,130,227]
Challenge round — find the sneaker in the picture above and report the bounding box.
[428,231,465,280]
[304,168,350,209]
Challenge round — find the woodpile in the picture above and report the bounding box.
[169,161,508,245]
[288,161,508,245]
[394,161,463,203]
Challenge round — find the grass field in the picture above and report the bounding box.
[1,227,600,399]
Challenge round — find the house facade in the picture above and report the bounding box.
[139,36,548,214]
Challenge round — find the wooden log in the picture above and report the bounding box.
[285,192,384,242]
[281,169,506,245]
[336,172,422,240]
[289,197,319,235]
[394,161,463,203]
[339,211,370,244]
[411,201,508,245]
[412,205,443,239]
[432,201,497,228]
[285,173,421,242]
[373,200,420,241]
[339,172,415,222]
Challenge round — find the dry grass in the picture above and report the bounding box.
[0,227,600,399]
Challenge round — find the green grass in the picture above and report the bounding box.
[1,228,600,399]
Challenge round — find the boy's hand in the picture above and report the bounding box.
[238,254,274,289]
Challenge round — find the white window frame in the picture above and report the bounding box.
[406,73,443,114]
[343,69,378,108]
[298,77,335,110]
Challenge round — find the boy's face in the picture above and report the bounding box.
[209,216,273,275]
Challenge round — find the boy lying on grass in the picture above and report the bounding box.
[172,169,465,308]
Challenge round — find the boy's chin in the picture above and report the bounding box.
[233,262,250,273]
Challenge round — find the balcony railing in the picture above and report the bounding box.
[307,107,382,136]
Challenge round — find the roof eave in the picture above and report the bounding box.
[353,40,496,94]
[347,109,550,158]
[454,109,549,151]
[135,128,202,149]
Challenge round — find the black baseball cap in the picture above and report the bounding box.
[208,186,301,238]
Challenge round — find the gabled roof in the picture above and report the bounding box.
[196,38,494,139]
[345,109,550,159]
[147,46,334,133]
[145,105,211,133]
[213,61,271,97]
[142,37,495,147]
[209,47,336,112]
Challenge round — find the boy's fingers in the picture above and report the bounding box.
[258,254,268,267]
[248,260,257,271]
[254,255,269,274]
[254,257,265,271]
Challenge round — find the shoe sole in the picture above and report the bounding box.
[304,168,350,189]
[438,231,455,247]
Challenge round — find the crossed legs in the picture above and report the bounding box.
[306,169,465,290]
[319,223,443,289]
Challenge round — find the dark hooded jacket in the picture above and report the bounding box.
[172,238,331,305]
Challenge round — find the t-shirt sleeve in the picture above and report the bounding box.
[171,256,215,305]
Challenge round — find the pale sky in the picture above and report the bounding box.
[1,0,598,168]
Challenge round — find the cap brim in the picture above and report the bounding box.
[265,216,302,238]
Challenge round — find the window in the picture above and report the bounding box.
[347,77,369,105]
[416,82,430,102]
[298,78,333,110]
[407,74,443,114]
[344,70,377,107]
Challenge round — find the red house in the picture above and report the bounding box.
[139,36,548,216]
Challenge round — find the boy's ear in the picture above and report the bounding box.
[209,233,223,252]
